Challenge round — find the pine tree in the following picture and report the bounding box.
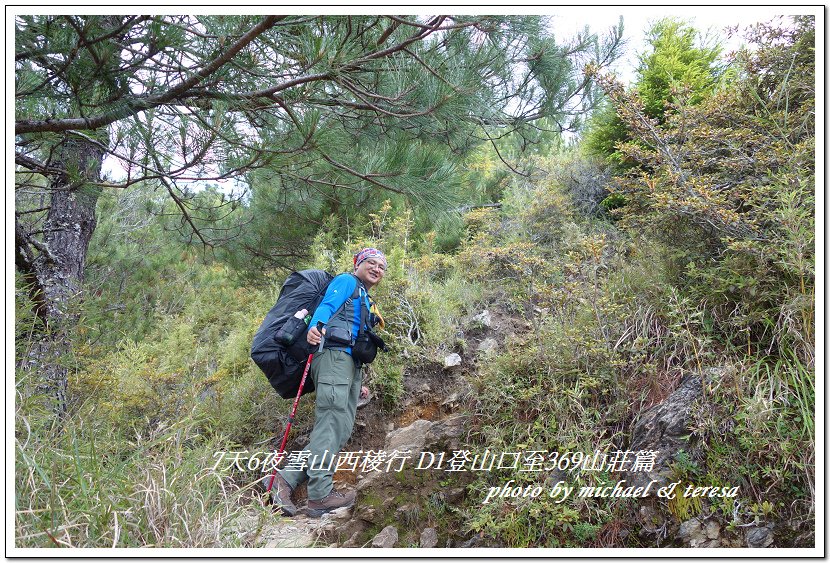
[15,14,621,410]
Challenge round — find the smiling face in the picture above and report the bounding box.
[354,256,386,289]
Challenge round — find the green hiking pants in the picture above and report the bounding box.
[279,349,361,500]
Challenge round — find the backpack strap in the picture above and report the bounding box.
[351,273,373,337]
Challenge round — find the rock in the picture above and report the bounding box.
[420,527,439,548]
[704,520,721,540]
[443,353,462,369]
[624,373,703,489]
[473,310,492,328]
[322,506,352,521]
[446,487,465,504]
[677,518,704,547]
[256,516,317,548]
[358,419,435,491]
[638,505,666,536]
[746,525,774,548]
[424,414,465,451]
[386,419,435,452]
[678,517,721,548]
[441,391,460,406]
[342,530,363,548]
[355,505,380,523]
[477,337,498,352]
[372,525,399,548]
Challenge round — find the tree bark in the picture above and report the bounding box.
[17,136,105,413]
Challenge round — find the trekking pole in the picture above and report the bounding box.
[265,322,324,494]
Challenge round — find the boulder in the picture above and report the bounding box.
[704,520,721,540]
[445,487,466,504]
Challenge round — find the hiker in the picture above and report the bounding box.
[271,247,387,517]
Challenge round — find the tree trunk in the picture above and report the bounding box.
[17,137,105,413]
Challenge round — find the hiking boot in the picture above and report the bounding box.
[269,473,298,517]
[306,488,356,518]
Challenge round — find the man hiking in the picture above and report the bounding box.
[271,247,387,517]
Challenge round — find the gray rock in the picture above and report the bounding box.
[420,527,439,548]
[444,353,462,368]
[386,419,435,452]
[372,525,399,548]
[678,517,721,548]
[624,374,703,488]
[424,414,466,451]
[358,419,435,491]
[678,518,705,547]
[704,520,721,540]
[746,525,774,548]
[472,310,492,328]
[321,506,352,522]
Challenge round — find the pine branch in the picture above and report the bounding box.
[16,16,282,135]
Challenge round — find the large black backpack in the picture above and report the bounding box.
[251,269,333,399]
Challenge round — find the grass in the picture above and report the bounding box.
[15,383,250,548]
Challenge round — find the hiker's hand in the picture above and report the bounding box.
[307,326,324,346]
[360,386,369,399]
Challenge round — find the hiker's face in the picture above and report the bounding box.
[355,257,385,288]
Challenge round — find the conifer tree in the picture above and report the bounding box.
[15,14,621,410]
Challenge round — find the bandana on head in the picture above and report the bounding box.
[354,247,387,269]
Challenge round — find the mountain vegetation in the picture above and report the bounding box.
[14,14,815,549]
